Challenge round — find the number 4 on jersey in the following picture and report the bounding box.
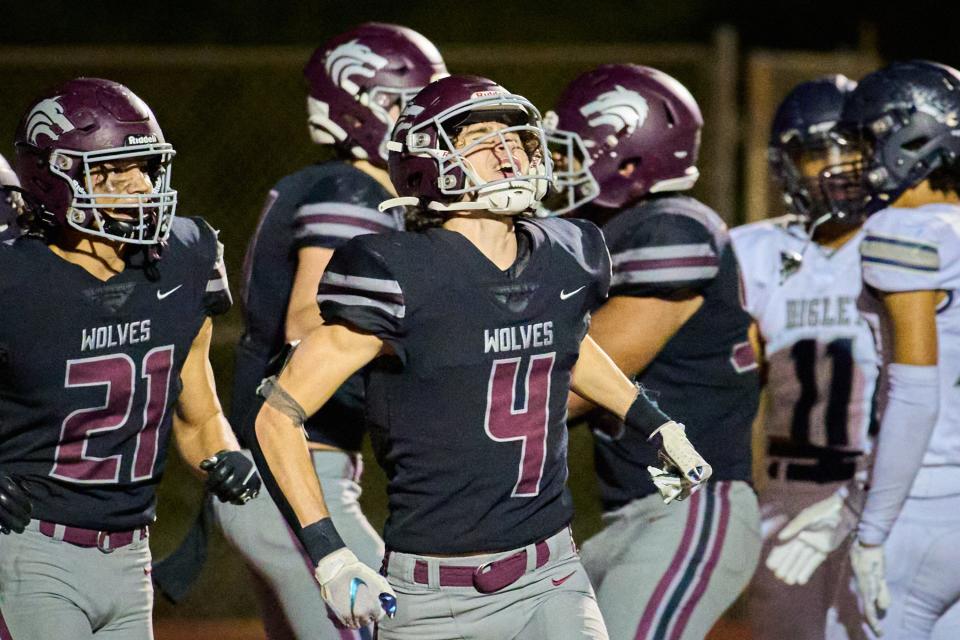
[484,353,555,497]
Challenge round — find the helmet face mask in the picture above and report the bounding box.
[768,74,858,227]
[50,143,176,245]
[14,78,178,248]
[539,113,600,216]
[383,77,553,216]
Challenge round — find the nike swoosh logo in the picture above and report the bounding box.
[552,571,577,586]
[559,286,586,300]
[157,285,183,300]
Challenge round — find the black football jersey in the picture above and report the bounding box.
[318,217,611,554]
[590,195,760,511]
[232,161,402,451]
[0,217,231,530]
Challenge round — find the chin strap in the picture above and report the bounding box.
[380,183,540,216]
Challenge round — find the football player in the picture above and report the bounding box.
[0,78,260,639]
[549,64,762,640]
[809,61,960,639]
[730,75,879,640]
[216,23,446,640]
[0,153,24,242]
[247,74,712,640]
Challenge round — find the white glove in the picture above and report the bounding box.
[766,492,852,586]
[647,422,712,504]
[850,540,891,636]
[314,548,397,628]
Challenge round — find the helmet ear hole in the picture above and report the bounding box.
[618,158,641,178]
[903,136,930,152]
[662,102,677,128]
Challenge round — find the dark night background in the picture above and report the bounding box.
[0,0,955,66]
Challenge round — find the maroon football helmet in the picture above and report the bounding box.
[380,75,552,216]
[14,77,176,245]
[549,64,703,210]
[304,23,447,169]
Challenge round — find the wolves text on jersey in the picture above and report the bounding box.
[785,296,858,330]
[484,321,554,354]
[81,320,152,352]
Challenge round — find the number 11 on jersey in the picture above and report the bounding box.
[484,352,556,498]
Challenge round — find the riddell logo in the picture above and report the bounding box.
[126,134,158,145]
[471,90,506,99]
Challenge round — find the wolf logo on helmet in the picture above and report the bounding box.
[25,98,76,145]
[324,39,389,96]
[580,85,649,135]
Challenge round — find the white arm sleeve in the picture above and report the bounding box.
[858,363,939,545]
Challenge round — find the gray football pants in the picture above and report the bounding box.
[213,449,384,640]
[0,521,153,640]
[380,527,609,640]
[581,480,760,640]
[874,492,960,640]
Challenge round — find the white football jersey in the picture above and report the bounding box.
[731,216,879,454]
[860,203,960,496]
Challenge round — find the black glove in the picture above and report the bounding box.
[0,474,32,534]
[199,451,261,505]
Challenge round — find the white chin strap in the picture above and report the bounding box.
[648,167,700,194]
[379,182,539,215]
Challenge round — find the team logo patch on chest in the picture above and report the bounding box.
[82,283,136,314]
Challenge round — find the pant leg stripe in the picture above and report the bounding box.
[634,490,704,640]
[653,486,718,640]
[0,608,12,640]
[668,482,733,640]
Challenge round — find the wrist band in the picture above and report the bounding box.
[624,385,671,439]
[300,518,346,566]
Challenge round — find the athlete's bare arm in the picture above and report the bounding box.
[254,323,383,526]
[568,295,703,419]
[570,334,649,419]
[885,290,940,365]
[173,317,241,470]
[285,246,335,342]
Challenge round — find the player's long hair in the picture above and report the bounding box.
[928,159,960,198]
[404,206,446,231]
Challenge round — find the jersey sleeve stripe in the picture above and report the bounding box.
[295,202,398,227]
[862,235,939,272]
[316,293,405,318]
[320,271,403,294]
[294,223,385,243]
[295,215,395,234]
[611,264,719,285]
[861,255,939,272]
[611,242,716,265]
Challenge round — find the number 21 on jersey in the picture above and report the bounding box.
[52,346,174,484]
